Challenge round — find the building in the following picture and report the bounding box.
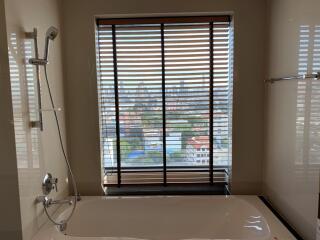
[186,136,210,165]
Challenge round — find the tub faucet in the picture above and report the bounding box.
[36,196,73,208]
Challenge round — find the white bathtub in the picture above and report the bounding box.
[33,196,296,240]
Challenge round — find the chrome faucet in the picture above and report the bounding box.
[36,173,73,208]
[36,196,73,208]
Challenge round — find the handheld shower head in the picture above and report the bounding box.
[28,26,59,66]
[44,26,58,61]
[46,26,58,40]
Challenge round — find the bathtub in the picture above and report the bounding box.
[33,195,296,240]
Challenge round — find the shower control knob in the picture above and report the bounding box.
[42,173,58,195]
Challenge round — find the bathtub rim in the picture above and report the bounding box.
[32,195,296,240]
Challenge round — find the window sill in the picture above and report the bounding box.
[105,183,229,196]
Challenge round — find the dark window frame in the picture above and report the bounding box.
[96,16,233,189]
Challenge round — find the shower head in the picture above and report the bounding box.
[44,26,58,61]
[46,26,58,40]
[28,26,59,66]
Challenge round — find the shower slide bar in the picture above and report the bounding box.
[26,28,44,131]
[265,72,320,84]
[26,28,61,130]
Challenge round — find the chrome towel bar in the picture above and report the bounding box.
[265,72,320,84]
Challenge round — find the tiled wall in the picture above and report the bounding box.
[264,0,320,239]
[4,0,69,239]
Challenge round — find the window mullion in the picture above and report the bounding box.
[209,22,214,185]
[112,24,121,186]
[161,23,167,186]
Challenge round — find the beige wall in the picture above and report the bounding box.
[4,0,69,239]
[60,0,267,195]
[264,0,320,239]
[0,0,23,239]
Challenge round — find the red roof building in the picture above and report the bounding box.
[187,136,209,150]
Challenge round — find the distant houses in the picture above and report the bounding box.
[186,136,210,165]
[102,110,229,167]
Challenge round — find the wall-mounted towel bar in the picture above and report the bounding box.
[265,72,320,84]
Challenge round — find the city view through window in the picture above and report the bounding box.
[96,17,233,181]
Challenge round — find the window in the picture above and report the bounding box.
[96,16,233,187]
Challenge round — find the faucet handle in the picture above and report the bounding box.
[42,173,58,195]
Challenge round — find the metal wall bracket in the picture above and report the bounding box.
[25,30,37,39]
[30,121,41,128]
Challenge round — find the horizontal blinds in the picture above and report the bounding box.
[97,25,118,171]
[96,16,232,186]
[118,24,163,168]
[164,22,211,184]
[104,170,228,185]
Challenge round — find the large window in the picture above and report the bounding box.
[96,16,233,186]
